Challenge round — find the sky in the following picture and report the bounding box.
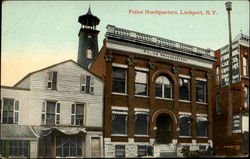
[1,1,249,86]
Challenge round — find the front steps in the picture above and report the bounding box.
[154,144,178,157]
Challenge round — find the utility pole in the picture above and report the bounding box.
[225,1,233,136]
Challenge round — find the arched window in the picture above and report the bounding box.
[155,76,172,99]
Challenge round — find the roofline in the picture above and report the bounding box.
[1,86,30,91]
[13,59,103,87]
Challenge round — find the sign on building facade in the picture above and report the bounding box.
[220,42,241,87]
[232,113,242,133]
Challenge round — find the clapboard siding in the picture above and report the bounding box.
[28,61,103,127]
[16,76,30,89]
[0,88,30,125]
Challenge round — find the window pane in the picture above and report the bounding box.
[135,114,148,135]
[112,67,126,93]
[112,113,127,134]
[196,81,206,103]
[155,84,163,97]
[135,71,147,83]
[86,76,90,93]
[164,85,171,98]
[135,83,147,96]
[179,78,190,100]
[179,116,192,136]
[56,137,82,157]
[46,102,56,125]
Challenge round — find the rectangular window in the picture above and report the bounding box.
[196,80,207,103]
[179,114,192,137]
[197,116,208,137]
[138,145,147,157]
[112,110,128,135]
[179,78,190,101]
[86,49,92,59]
[56,136,82,157]
[71,104,84,126]
[135,71,148,96]
[9,140,28,157]
[112,67,127,94]
[135,112,148,135]
[41,101,60,125]
[115,145,125,158]
[81,75,94,94]
[2,98,17,124]
[243,56,248,76]
[216,93,221,114]
[216,66,220,85]
[47,71,57,90]
[244,87,249,109]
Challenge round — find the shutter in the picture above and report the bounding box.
[81,75,86,93]
[14,100,19,123]
[56,103,60,125]
[86,76,90,93]
[71,104,76,125]
[52,71,57,90]
[41,101,46,125]
[90,76,94,93]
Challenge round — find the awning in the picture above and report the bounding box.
[0,124,39,140]
[34,127,87,137]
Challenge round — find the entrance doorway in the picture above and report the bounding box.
[156,114,173,144]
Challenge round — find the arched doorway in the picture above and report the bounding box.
[156,114,173,144]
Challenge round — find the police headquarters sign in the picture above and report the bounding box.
[220,42,241,87]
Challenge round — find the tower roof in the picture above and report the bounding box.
[78,6,100,26]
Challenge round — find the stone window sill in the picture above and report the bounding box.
[112,92,128,96]
[111,134,128,137]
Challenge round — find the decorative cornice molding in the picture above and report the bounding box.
[173,66,180,74]
[148,62,156,69]
[127,58,137,66]
[104,55,114,63]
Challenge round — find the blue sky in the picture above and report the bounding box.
[1,1,249,86]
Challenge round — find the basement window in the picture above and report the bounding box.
[115,145,125,158]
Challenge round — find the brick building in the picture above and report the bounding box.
[212,33,249,156]
[90,25,216,157]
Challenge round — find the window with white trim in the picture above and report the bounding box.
[135,70,148,96]
[216,66,220,85]
[244,86,249,109]
[71,104,84,126]
[41,101,60,125]
[243,56,248,76]
[1,98,19,124]
[112,67,127,94]
[196,80,207,103]
[156,76,172,99]
[81,75,94,94]
[86,49,92,59]
[179,78,190,101]
[196,116,208,137]
[179,114,192,137]
[47,71,57,90]
[135,111,149,135]
[216,93,221,114]
[112,110,128,135]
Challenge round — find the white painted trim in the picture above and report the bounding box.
[112,63,128,68]
[196,78,207,82]
[134,135,150,137]
[179,100,191,103]
[112,92,128,96]
[111,134,128,137]
[179,74,191,79]
[156,97,173,101]
[196,102,208,105]
[178,112,191,115]
[135,67,149,72]
[134,108,149,112]
[179,136,192,138]
[112,106,128,111]
[196,113,208,117]
[134,95,149,98]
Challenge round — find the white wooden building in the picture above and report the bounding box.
[0,59,104,158]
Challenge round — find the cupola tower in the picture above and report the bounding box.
[77,7,100,68]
